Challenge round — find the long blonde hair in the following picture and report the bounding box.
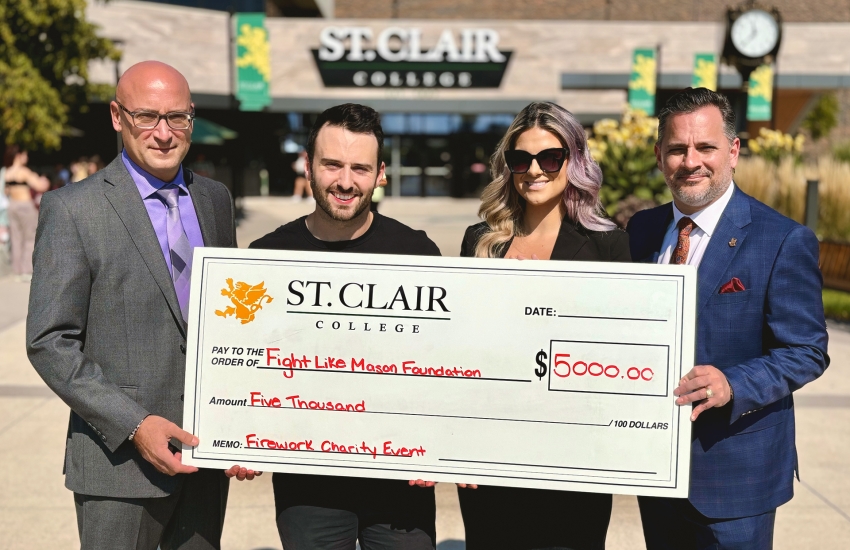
[474,102,615,258]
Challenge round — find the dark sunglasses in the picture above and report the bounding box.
[504,147,569,174]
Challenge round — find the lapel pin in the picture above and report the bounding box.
[729,238,737,247]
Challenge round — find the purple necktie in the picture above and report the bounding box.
[157,185,193,321]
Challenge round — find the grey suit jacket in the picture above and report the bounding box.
[26,156,236,498]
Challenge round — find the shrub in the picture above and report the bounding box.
[823,289,850,321]
[588,110,671,219]
[833,141,850,164]
[748,128,804,164]
[734,156,804,221]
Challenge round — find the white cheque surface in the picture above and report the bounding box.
[182,248,695,497]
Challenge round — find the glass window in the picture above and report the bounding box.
[287,113,303,131]
[472,114,515,133]
[382,113,406,135]
[380,113,464,135]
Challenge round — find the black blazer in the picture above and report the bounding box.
[460,218,631,262]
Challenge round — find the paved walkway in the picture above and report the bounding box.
[1,196,848,549]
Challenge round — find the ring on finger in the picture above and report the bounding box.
[705,387,714,399]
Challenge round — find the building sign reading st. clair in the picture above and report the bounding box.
[312,27,513,89]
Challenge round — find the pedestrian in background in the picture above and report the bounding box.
[370,175,386,212]
[70,157,90,182]
[4,145,49,281]
[52,163,71,189]
[291,149,313,201]
[0,157,9,270]
[89,154,105,175]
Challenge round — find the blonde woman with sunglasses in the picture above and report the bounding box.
[458,102,629,549]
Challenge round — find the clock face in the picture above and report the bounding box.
[731,9,780,58]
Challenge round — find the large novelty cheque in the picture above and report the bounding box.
[182,248,695,498]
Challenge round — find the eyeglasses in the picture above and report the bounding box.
[115,101,194,130]
[504,147,569,174]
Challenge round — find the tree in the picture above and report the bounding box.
[0,0,119,150]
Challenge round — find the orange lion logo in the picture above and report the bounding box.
[215,278,274,324]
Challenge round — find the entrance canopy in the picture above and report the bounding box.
[192,117,238,146]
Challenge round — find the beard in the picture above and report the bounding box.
[311,175,373,222]
[666,164,733,210]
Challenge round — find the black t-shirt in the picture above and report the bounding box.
[249,212,442,256]
[249,212,440,519]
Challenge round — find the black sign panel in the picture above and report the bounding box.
[312,50,512,89]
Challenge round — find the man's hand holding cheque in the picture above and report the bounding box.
[132,415,199,476]
[674,365,733,421]
[224,465,262,481]
[130,414,262,481]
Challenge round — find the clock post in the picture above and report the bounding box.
[721,2,782,135]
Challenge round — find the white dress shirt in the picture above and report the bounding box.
[657,183,735,267]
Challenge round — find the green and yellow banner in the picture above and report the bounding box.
[628,48,657,115]
[747,64,774,122]
[234,13,271,112]
[692,53,717,91]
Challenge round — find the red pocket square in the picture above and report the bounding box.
[719,277,746,294]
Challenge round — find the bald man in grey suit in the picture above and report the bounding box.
[26,61,255,549]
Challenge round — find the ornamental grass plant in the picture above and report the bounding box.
[816,157,850,243]
[734,157,805,222]
[735,156,850,242]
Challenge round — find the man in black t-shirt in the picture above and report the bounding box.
[250,104,440,550]
[251,205,440,256]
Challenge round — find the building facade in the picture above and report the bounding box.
[73,0,850,197]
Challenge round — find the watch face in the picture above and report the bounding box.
[731,9,779,58]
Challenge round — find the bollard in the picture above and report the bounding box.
[805,179,819,233]
[259,169,269,197]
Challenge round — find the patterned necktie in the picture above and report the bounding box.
[670,217,696,265]
[157,185,193,321]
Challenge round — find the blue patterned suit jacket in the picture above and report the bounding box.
[627,186,828,518]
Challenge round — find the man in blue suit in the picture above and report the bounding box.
[627,87,829,549]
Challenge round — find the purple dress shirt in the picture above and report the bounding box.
[121,151,204,274]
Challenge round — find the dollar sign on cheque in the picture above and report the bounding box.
[535,350,548,380]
